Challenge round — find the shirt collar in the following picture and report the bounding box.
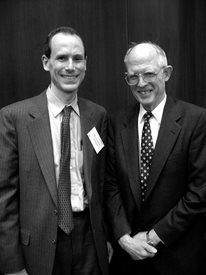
[139,94,167,124]
[46,86,80,117]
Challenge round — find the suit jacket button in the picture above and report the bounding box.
[52,239,56,245]
[54,209,58,215]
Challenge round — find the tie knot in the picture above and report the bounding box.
[143,112,153,121]
[63,105,72,116]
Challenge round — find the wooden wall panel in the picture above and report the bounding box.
[126,0,206,108]
[126,0,181,101]
[194,0,206,107]
[0,0,206,110]
[0,0,127,112]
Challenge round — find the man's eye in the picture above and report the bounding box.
[129,75,138,80]
[144,72,155,77]
[57,56,66,61]
[73,55,84,62]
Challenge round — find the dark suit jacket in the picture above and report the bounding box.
[105,96,206,274]
[0,91,109,275]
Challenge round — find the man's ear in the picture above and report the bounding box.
[41,55,50,71]
[163,65,173,82]
[84,56,87,71]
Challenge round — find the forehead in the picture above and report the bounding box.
[126,44,159,71]
[50,33,85,56]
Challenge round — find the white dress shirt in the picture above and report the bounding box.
[47,87,87,211]
[138,94,167,150]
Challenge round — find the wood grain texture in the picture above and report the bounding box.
[0,0,205,111]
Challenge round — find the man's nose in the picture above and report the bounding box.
[65,58,75,71]
[137,75,147,87]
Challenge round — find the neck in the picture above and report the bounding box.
[50,83,77,105]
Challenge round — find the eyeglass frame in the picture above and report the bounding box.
[124,66,166,86]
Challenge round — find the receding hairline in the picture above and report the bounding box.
[43,26,86,58]
[50,32,84,47]
[124,42,168,67]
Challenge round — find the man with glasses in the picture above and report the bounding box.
[105,42,206,274]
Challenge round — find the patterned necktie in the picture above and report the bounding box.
[58,105,74,234]
[140,112,154,202]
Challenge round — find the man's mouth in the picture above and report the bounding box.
[61,74,78,80]
[138,89,152,95]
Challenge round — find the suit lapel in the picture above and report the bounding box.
[121,105,142,211]
[27,92,57,207]
[78,98,96,201]
[145,97,182,200]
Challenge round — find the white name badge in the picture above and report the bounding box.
[87,127,104,154]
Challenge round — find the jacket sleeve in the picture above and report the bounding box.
[154,110,206,245]
[104,115,131,241]
[0,107,25,273]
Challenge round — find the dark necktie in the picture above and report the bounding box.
[58,105,74,234]
[140,112,154,202]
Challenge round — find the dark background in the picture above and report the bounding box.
[0,0,206,112]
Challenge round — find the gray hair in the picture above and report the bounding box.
[124,41,168,67]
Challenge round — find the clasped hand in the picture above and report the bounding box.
[5,268,28,275]
[118,232,157,261]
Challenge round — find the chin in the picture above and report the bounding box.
[136,95,152,105]
[61,84,79,92]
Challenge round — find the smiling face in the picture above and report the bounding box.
[42,32,86,98]
[125,43,172,111]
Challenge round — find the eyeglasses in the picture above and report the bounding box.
[124,67,165,86]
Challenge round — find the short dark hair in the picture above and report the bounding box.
[43,26,86,58]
